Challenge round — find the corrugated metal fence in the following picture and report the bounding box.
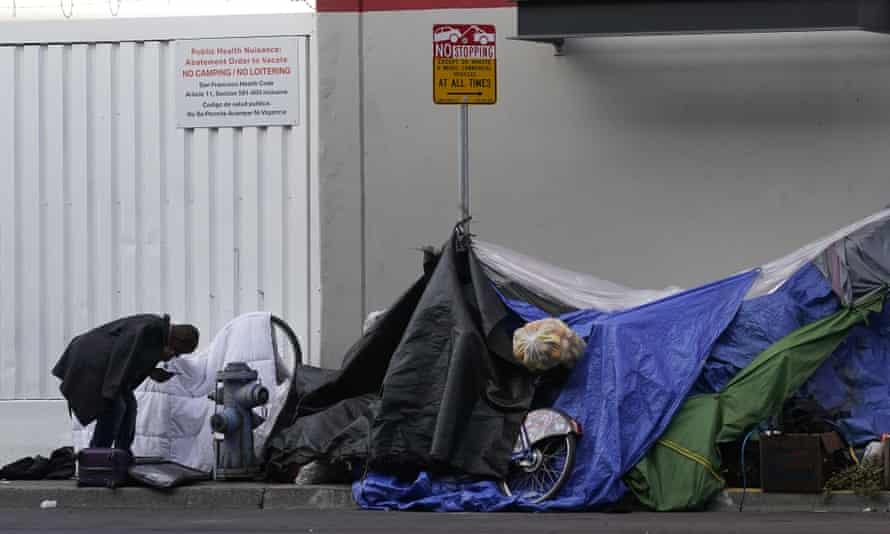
[0,38,311,400]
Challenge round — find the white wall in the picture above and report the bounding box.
[0,14,317,462]
[314,8,890,338]
[0,401,71,463]
[315,12,366,367]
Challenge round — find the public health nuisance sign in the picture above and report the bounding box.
[433,24,496,105]
[176,37,300,128]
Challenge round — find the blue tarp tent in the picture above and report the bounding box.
[356,271,757,511]
[318,209,890,511]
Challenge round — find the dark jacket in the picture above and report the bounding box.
[52,314,170,426]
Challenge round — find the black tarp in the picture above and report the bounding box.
[265,394,378,476]
[265,230,535,480]
[481,267,576,317]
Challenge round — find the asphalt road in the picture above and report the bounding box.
[1,510,889,534]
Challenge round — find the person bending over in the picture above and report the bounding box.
[52,314,199,453]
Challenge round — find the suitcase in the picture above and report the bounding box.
[77,448,133,488]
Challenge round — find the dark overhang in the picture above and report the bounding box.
[514,0,890,54]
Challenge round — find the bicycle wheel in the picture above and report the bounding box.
[500,434,576,503]
[271,315,303,385]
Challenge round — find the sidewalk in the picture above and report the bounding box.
[0,481,355,510]
[710,488,890,513]
[2,481,889,512]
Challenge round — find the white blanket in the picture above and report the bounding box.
[72,312,292,473]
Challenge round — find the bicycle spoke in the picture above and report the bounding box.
[506,434,574,503]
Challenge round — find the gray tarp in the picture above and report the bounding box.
[816,216,890,305]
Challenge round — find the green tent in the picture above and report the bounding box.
[624,291,886,511]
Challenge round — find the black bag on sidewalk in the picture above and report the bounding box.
[77,448,133,489]
[0,447,76,481]
[127,461,210,490]
[45,447,76,480]
[0,457,36,480]
[0,455,51,480]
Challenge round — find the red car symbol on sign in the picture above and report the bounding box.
[434,26,462,43]
[465,25,495,45]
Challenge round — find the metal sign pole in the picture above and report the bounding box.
[434,24,495,229]
[459,103,470,224]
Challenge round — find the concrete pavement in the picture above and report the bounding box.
[3,510,890,534]
[1,481,890,514]
[0,481,356,510]
[709,489,890,513]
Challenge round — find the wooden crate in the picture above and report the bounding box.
[760,433,826,493]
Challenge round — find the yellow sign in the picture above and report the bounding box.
[433,24,496,105]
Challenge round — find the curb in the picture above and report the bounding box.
[264,485,358,510]
[5,481,889,513]
[710,489,890,513]
[0,481,357,511]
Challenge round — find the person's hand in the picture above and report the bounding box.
[161,347,177,362]
[149,368,177,383]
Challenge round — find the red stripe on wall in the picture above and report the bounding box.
[317,0,514,12]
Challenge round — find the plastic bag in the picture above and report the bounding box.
[862,441,884,467]
[294,460,353,485]
[512,318,586,373]
[363,310,387,334]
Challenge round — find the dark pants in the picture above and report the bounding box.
[90,390,137,453]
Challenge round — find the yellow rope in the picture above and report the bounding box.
[848,445,859,465]
[657,438,725,484]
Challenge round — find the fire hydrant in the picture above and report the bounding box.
[209,362,269,480]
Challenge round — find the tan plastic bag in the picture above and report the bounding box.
[512,318,586,373]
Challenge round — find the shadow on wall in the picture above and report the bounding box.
[551,31,890,128]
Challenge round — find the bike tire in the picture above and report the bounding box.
[499,433,576,504]
[271,315,304,384]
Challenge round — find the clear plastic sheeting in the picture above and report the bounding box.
[474,209,890,312]
[751,208,890,301]
[473,240,681,314]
